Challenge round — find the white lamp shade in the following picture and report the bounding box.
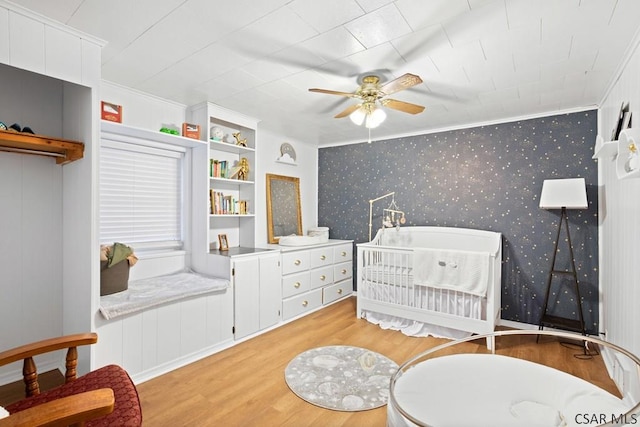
[349,106,366,125]
[365,107,386,128]
[539,178,588,209]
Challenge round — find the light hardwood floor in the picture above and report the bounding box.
[136,296,617,426]
[0,296,618,426]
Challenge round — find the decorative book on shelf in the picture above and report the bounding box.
[209,189,249,215]
[210,159,229,178]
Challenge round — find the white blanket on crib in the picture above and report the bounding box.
[412,248,490,296]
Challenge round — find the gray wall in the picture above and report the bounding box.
[318,110,599,333]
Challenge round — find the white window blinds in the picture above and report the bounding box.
[100,140,184,249]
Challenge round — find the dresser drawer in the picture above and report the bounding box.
[333,261,352,282]
[323,279,353,305]
[310,266,333,290]
[333,244,352,263]
[282,271,311,299]
[309,246,334,269]
[282,289,322,320]
[281,251,310,275]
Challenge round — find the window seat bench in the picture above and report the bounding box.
[99,270,229,320]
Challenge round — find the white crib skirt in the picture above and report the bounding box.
[362,310,472,340]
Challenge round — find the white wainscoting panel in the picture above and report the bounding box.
[597,31,640,403]
[44,25,82,85]
[8,11,45,75]
[95,288,234,384]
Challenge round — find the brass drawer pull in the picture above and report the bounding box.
[294,259,301,266]
[320,275,326,281]
[320,255,326,260]
[302,300,308,307]
[294,282,301,288]
[341,251,347,257]
[341,269,347,274]
[337,289,343,295]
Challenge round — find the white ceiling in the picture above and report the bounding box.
[11,0,640,145]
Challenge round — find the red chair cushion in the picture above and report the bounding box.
[6,364,142,426]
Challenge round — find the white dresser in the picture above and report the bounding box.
[280,240,353,320]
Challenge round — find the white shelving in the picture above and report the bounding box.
[187,102,260,266]
[592,134,618,160]
[186,102,286,342]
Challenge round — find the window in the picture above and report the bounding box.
[100,138,184,251]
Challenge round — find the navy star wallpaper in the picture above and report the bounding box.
[318,110,599,332]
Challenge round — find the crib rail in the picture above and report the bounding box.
[356,228,502,341]
[357,245,485,320]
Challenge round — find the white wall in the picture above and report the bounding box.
[596,31,640,401]
[0,151,63,345]
[100,81,186,131]
[256,129,319,246]
[0,0,102,380]
[597,34,640,356]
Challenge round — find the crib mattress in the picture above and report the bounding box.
[389,354,629,427]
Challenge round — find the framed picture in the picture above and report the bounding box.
[621,111,632,132]
[182,122,201,139]
[612,101,628,141]
[101,101,122,123]
[218,234,229,251]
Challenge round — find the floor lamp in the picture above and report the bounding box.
[538,178,588,337]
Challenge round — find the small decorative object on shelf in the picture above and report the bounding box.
[182,122,200,139]
[230,157,249,180]
[101,101,122,123]
[232,132,247,147]
[218,234,229,251]
[159,127,180,135]
[277,142,297,164]
[616,128,640,179]
[625,142,638,173]
[210,126,224,141]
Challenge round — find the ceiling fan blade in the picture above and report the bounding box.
[381,99,425,115]
[334,104,361,118]
[309,88,358,97]
[379,73,423,96]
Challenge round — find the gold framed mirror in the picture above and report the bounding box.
[266,174,302,243]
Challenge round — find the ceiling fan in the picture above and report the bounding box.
[308,73,426,128]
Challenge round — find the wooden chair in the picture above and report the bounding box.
[0,333,142,426]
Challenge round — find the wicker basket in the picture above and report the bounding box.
[100,260,130,296]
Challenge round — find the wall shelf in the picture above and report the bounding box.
[0,129,84,164]
[592,134,618,160]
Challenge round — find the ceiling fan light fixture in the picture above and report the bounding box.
[365,106,386,129]
[349,105,366,126]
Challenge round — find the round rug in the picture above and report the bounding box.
[284,345,399,411]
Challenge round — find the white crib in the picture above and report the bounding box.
[356,226,502,346]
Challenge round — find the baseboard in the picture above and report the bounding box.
[0,359,61,387]
[130,338,235,384]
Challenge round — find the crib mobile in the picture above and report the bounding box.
[368,192,407,241]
